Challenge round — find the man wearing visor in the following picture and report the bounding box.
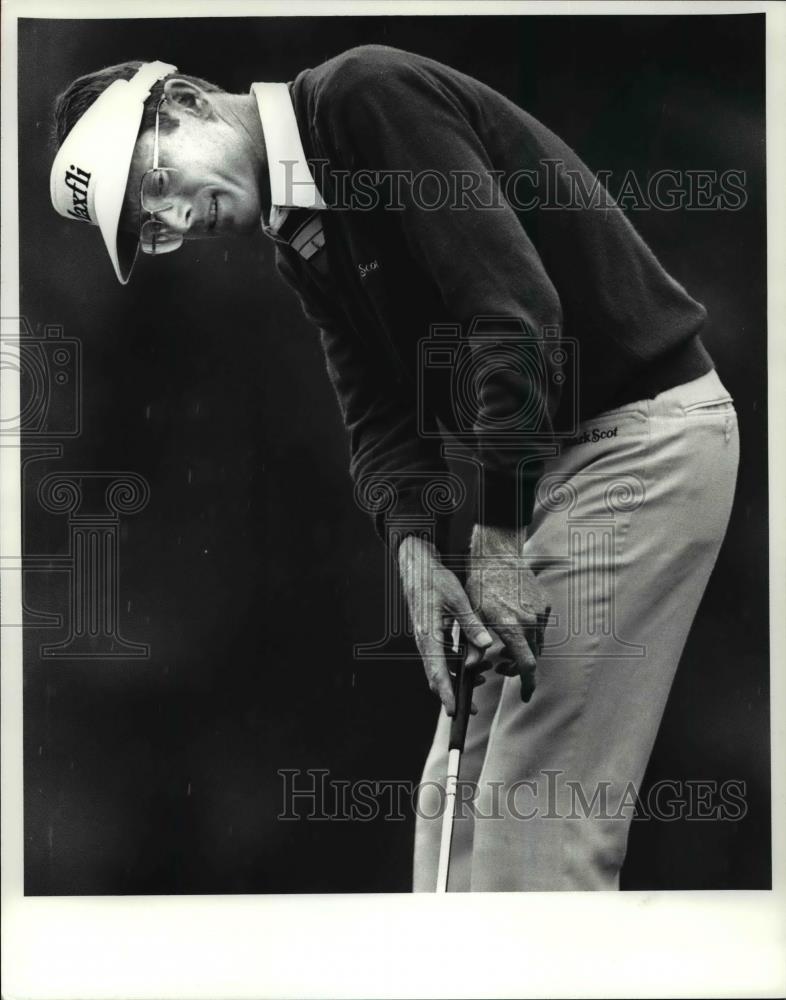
[49,48,739,892]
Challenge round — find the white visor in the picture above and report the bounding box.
[50,60,178,284]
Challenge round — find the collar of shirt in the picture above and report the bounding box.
[250,81,326,235]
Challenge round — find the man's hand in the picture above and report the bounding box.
[398,535,494,716]
[466,524,551,702]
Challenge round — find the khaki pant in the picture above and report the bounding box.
[414,368,740,891]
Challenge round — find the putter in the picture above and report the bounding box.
[435,625,473,893]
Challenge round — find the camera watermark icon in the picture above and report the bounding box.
[1,317,150,659]
[0,316,81,438]
[418,318,579,442]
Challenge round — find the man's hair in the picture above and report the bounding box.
[52,60,223,150]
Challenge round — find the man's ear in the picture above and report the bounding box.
[161,77,216,120]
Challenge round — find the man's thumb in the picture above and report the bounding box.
[454,601,494,650]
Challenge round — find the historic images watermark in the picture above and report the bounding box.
[281,158,748,213]
[278,768,748,823]
[1,315,150,658]
[351,311,647,662]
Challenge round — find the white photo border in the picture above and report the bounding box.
[2,2,784,998]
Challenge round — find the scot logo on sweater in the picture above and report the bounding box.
[357,259,380,279]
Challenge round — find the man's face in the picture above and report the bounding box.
[122,82,264,242]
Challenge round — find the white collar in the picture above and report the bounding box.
[250,82,326,226]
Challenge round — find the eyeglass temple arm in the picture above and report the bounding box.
[152,97,164,169]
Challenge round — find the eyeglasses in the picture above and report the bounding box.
[139,97,184,255]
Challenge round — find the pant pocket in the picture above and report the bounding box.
[682,397,735,414]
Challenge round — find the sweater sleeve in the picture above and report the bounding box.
[275,248,459,554]
[318,48,565,530]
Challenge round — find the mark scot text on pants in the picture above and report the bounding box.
[565,425,619,446]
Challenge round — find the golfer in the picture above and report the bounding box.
[49,45,739,891]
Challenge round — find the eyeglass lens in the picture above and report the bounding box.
[140,168,183,254]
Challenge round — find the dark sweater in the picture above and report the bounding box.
[274,45,712,553]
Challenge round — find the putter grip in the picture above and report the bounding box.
[449,653,473,752]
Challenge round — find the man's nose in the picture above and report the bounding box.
[157,198,193,234]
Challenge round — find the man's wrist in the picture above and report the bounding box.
[471,522,527,556]
[397,533,441,567]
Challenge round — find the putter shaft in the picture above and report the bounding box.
[435,747,461,892]
[435,639,473,893]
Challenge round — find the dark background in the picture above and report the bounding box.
[19,13,769,893]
